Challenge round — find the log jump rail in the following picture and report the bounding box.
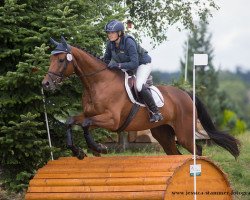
[25,155,232,200]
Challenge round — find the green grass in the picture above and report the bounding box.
[204,133,250,200]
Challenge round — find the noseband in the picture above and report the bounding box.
[47,55,69,84]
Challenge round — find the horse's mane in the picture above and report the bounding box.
[73,44,123,79]
[74,44,106,64]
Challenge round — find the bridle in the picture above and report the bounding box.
[47,55,69,85]
[47,52,107,84]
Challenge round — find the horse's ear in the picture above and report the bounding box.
[50,37,59,46]
[61,36,68,48]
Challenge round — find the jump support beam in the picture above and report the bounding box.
[25,155,232,200]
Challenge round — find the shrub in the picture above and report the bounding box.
[221,110,247,135]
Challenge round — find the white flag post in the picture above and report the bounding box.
[192,54,208,200]
[41,88,54,160]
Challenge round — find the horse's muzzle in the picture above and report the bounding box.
[42,76,57,91]
[42,80,51,90]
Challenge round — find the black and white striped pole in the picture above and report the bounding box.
[191,53,208,200]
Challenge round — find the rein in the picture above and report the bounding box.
[72,59,108,77]
[79,67,107,77]
[47,53,108,81]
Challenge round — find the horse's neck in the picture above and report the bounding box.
[71,47,122,91]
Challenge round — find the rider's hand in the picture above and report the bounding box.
[108,62,120,69]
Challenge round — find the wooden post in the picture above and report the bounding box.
[118,131,128,151]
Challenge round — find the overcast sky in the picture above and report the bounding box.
[142,0,250,73]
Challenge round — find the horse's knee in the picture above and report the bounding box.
[66,117,75,126]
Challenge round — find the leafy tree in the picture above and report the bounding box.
[126,0,218,44]
[0,0,219,191]
[179,21,224,124]
[221,110,247,135]
[219,70,250,128]
[151,71,181,85]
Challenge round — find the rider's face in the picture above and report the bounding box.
[107,31,119,41]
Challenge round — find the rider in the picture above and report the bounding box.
[103,19,163,123]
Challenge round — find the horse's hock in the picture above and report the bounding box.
[25,155,232,200]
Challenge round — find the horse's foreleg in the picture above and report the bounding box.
[66,116,87,159]
[67,114,106,156]
[83,127,108,154]
[81,111,117,154]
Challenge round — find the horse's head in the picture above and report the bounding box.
[42,36,75,91]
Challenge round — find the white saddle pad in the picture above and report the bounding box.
[124,71,164,107]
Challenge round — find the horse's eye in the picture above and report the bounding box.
[59,58,64,63]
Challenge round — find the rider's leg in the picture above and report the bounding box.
[136,64,163,122]
[139,85,163,122]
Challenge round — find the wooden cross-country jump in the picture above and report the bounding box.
[25,155,232,200]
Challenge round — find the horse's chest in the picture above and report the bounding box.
[83,100,105,117]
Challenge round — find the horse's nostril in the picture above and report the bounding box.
[42,81,50,88]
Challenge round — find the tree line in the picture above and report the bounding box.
[0,0,219,192]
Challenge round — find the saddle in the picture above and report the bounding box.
[123,71,164,107]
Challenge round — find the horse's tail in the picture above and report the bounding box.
[187,92,240,159]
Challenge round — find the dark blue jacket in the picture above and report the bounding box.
[104,35,151,70]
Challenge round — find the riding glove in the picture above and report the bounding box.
[108,62,120,69]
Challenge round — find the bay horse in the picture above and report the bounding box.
[42,36,240,159]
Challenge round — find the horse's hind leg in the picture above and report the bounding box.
[174,123,203,156]
[150,125,181,155]
[196,144,202,156]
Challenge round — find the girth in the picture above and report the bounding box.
[115,103,140,133]
[115,72,156,132]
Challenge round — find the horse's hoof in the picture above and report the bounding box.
[76,148,87,160]
[71,147,87,160]
[92,150,101,157]
[98,143,108,154]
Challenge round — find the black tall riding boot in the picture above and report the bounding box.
[139,85,163,122]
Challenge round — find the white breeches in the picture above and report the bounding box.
[135,63,152,92]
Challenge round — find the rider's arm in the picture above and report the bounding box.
[120,38,139,70]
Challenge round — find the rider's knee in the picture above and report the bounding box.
[136,82,143,92]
